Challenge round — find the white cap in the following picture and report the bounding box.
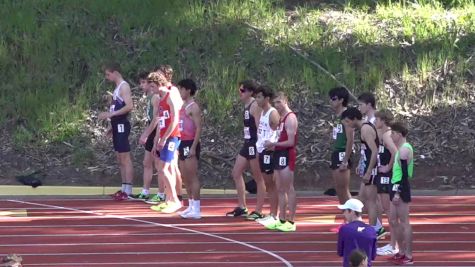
[337,198,364,212]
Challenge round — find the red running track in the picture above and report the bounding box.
[1,196,475,266]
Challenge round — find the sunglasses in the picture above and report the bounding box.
[239,88,247,93]
[330,97,339,101]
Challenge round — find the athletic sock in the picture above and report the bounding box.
[188,199,194,210]
[142,188,149,195]
[193,200,200,212]
[280,219,286,224]
[158,192,165,198]
[121,183,126,192]
[124,183,132,195]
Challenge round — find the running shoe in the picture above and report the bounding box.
[394,255,414,265]
[145,194,165,204]
[161,202,182,214]
[256,215,277,226]
[265,219,284,230]
[128,193,149,201]
[377,227,389,239]
[150,202,168,212]
[226,207,248,217]
[181,210,201,219]
[377,244,398,256]
[245,211,264,221]
[387,253,404,262]
[276,221,296,232]
[113,191,128,201]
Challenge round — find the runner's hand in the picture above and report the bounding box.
[157,139,165,151]
[139,132,148,145]
[338,162,348,171]
[189,147,196,158]
[362,173,371,183]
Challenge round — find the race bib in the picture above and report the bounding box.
[379,145,385,153]
[168,141,176,151]
[244,127,251,139]
[248,146,255,156]
[338,152,345,161]
[371,168,378,176]
[263,155,271,164]
[381,176,390,185]
[392,184,400,192]
[279,156,287,166]
[183,146,190,156]
[332,124,343,140]
[244,111,250,120]
[163,110,170,119]
[109,104,115,113]
[159,117,166,129]
[117,124,125,133]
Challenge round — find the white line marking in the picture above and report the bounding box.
[8,200,292,267]
[1,240,474,247]
[1,231,474,238]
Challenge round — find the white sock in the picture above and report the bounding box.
[158,192,165,198]
[188,199,194,209]
[375,218,383,230]
[121,183,126,192]
[124,184,132,195]
[193,200,200,213]
[142,188,149,195]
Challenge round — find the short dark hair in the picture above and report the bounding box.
[239,80,258,93]
[358,92,376,108]
[256,85,275,99]
[159,64,173,81]
[103,62,121,74]
[341,107,363,121]
[349,249,367,267]
[329,87,350,107]
[375,109,394,125]
[391,121,409,137]
[177,79,198,96]
[138,71,149,81]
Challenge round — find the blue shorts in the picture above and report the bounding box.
[111,119,131,153]
[158,137,180,163]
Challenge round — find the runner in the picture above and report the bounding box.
[159,65,184,202]
[226,80,266,218]
[129,71,164,201]
[147,71,182,213]
[99,62,134,201]
[329,87,354,205]
[374,110,399,254]
[341,107,380,238]
[253,85,280,223]
[177,79,203,219]
[264,91,298,232]
[358,92,376,124]
[337,198,377,267]
[387,122,414,265]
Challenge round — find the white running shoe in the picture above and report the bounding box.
[181,211,201,219]
[179,206,193,216]
[256,215,276,226]
[377,244,398,256]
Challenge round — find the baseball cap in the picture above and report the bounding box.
[337,198,364,212]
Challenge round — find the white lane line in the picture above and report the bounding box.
[1,240,475,247]
[8,200,292,267]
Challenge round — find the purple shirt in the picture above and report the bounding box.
[337,220,377,267]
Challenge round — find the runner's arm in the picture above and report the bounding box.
[190,103,203,151]
[273,113,297,148]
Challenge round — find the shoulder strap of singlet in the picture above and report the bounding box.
[184,101,195,111]
[281,111,295,124]
[246,99,256,110]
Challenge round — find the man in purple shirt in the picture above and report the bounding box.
[337,198,377,267]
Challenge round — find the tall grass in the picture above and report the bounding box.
[0,0,474,144]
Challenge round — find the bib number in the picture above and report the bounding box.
[332,124,343,139]
[244,127,251,139]
[117,124,125,133]
[183,146,190,156]
[159,118,166,129]
[279,156,287,167]
[248,146,255,156]
[392,184,400,192]
[263,155,271,164]
[381,176,390,185]
[168,141,176,151]
[338,152,345,161]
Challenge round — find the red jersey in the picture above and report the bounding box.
[159,92,180,138]
[275,112,297,151]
